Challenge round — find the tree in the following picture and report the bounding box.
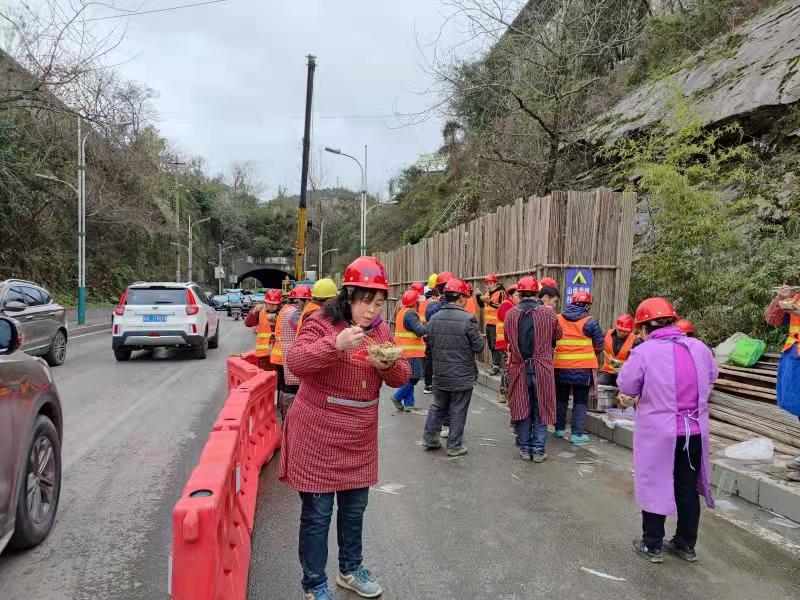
[427,0,650,196]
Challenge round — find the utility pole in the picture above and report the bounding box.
[296,54,316,281]
[188,215,211,282]
[77,117,88,325]
[175,190,181,282]
[319,219,324,277]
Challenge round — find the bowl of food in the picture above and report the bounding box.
[367,341,403,364]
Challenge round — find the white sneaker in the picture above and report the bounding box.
[440,426,449,438]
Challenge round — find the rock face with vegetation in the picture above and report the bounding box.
[587,1,800,142]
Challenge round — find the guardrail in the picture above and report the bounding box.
[170,352,280,600]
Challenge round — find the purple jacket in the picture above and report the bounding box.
[617,326,717,515]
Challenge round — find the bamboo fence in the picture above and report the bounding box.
[374,189,637,331]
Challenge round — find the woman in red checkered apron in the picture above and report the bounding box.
[281,256,411,600]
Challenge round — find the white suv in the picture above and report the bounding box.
[111,282,220,361]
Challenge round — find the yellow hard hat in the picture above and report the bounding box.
[427,273,438,289]
[312,278,338,299]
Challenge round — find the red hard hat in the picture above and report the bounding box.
[290,285,312,299]
[676,319,695,334]
[343,256,389,291]
[443,278,470,296]
[411,282,425,295]
[540,277,558,289]
[615,314,635,332]
[436,271,455,286]
[635,297,678,325]
[265,289,282,304]
[401,289,420,307]
[516,276,539,292]
[483,273,498,283]
[571,291,593,304]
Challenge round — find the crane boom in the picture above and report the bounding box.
[296,54,316,281]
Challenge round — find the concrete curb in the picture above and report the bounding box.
[472,366,800,523]
[67,322,110,336]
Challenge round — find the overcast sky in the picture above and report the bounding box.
[76,0,484,199]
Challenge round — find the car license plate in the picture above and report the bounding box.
[143,314,167,323]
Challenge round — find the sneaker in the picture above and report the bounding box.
[447,446,468,457]
[423,439,442,450]
[403,405,414,412]
[632,539,663,563]
[553,429,565,438]
[663,539,698,562]
[336,566,383,598]
[304,584,334,600]
[391,396,404,411]
[532,453,547,463]
[487,366,500,376]
[570,433,590,445]
[440,426,450,439]
[423,386,433,395]
[519,449,532,461]
[498,394,507,404]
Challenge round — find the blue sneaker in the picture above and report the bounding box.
[571,433,590,445]
[553,429,565,438]
[336,566,383,598]
[304,584,334,600]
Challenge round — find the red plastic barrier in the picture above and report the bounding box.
[239,370,281,468]
[171,431,250,600]
[240,350,259,366]
[213,389,259,532]
[226,355,260,392]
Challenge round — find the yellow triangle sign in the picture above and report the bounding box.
[572,271,587,285]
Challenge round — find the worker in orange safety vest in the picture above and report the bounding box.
[553,291,604,445]
[765,284,800,481]
[391,289,428,412]
[479,273,505,375]
[272,285,312,420]
[598,313,641,387]
[246,288,283,369]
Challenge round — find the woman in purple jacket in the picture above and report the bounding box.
[617,298,717,564]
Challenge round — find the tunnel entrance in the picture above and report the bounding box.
[237,267,294,290]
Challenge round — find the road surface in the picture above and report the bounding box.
[0,314,255,600]
[1,322,798,600]
[250,386,800,599]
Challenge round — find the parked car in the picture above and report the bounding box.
[0,316,63,553]
[0,279,68,366]
[210,294,229,311]
[111,282,220,361]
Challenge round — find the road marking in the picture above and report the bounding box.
[70,330,109,339]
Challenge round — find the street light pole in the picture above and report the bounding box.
[321,248,339,277]
[217,243,234,294]
[188,216,211,282]
[324,146,366,256]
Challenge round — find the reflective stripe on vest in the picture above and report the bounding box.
[601,329,635,374]
[298,301,321,331]
[496,318,505,344]
[270,304,290,365]
[395,307,425,358]
[554,315,598,369]
[418,299,429,324]
[484,289,503,325]
[255,308,272,357]
[784,314,800,356]
[465,296,479,318]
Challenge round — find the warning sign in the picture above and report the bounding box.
[564,268,593,306]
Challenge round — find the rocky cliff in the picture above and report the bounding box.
[587,1,800,142]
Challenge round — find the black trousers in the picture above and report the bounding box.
[424,346,433,387]
[486,324,502,368]
[642,435,702,550]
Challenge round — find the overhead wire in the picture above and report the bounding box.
[85,0,233,22]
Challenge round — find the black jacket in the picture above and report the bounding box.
[427,304,486,391]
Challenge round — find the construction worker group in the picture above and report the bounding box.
[244,257,725,599]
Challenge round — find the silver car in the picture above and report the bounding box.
[0,280,68,366]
